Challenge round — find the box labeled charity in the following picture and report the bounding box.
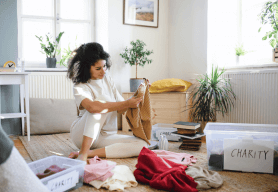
[151,123,181,141]
[28,155,86,192]
[204,122,278,175]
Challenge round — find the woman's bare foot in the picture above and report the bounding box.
[68,151,79,159]
[69,152,89,164]
[76,153,88,162]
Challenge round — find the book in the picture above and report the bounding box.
[182,139,202,143]
[171,131,205,140]
[177,129,197,135]
[179,145,200,151]
[173,121,200,130]
[180,142,202,146]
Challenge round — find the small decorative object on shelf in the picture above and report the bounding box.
[0,61,16,72]
[16,58,25,72]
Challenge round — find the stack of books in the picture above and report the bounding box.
[171,121,204,151]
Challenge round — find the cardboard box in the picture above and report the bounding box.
[28,156,86,192]
[152,123,181,141]
[204,123,278,175]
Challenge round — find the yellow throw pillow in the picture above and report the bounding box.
[149,78,192,93]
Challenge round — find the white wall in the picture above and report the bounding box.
[95,0,208,92]
[168,0,208,82]
[95,0,169,93]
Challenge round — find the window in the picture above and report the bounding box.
[17,0,94,68]
[208,0,276,69]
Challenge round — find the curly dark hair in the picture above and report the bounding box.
[67,42,111,84]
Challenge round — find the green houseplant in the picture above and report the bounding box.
[258,1,278,48]
[120,39,153,92]
[35,32,64,68]
[187,65,236,133]
[235,44,248,56]
[258,1,278,62]
[235,44,248,65]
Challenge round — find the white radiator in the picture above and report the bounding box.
[29,72,74,99]
[217,69,278,124]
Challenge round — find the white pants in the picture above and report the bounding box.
[70,111,148,158]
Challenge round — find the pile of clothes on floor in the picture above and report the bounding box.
[84,147,224,191]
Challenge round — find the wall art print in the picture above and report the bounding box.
[123,0,159,28]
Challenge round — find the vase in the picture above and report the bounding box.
[46,58,57,68]
[273,48,278,63]
[130,78,145,92]
[236,56,241,65]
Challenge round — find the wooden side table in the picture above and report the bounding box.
[0,72,31,141]
[122,92,191,132]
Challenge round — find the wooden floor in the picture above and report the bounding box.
[9,134,206,164]
[9,135,32,163]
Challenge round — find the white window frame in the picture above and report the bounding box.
[17,0,95,69]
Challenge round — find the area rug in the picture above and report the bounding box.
[19,133,278,192]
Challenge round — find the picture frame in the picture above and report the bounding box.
[123,0,159,28]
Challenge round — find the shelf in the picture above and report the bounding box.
[0,113,27,119]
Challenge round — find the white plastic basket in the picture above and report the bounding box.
[204,122,278,174]
[28,156,86,192]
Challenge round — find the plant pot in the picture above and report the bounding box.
[130,78,145,92]
[236,56,241,65]
[199,120,214,143]
[273,48,278,63]
[46,58,57,68]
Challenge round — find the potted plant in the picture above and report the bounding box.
[187,65,236,134]
[56,45,73,67]
[120,39,153,92]
[258,1,278,62]
[235,44,248,65]
[35,32,64,68]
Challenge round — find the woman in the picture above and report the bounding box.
[67,42,148,162]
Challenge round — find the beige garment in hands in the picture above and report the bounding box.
[125,80,152,145]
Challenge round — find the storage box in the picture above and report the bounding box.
[204,123,278,175]
[152,123,181,141]
[28,156,86,192]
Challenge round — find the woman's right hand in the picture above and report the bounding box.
[127,96,142,108]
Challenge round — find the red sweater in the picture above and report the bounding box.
[134,147,198,192]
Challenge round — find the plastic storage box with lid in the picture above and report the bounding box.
[204,123,278,175]
[28,155,86,192]
[151,123,181,141]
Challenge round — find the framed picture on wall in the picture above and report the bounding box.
[123,0,159,28]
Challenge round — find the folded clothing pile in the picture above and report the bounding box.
[84,156,138,191]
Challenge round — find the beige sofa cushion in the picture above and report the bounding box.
[26,98,78,135]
